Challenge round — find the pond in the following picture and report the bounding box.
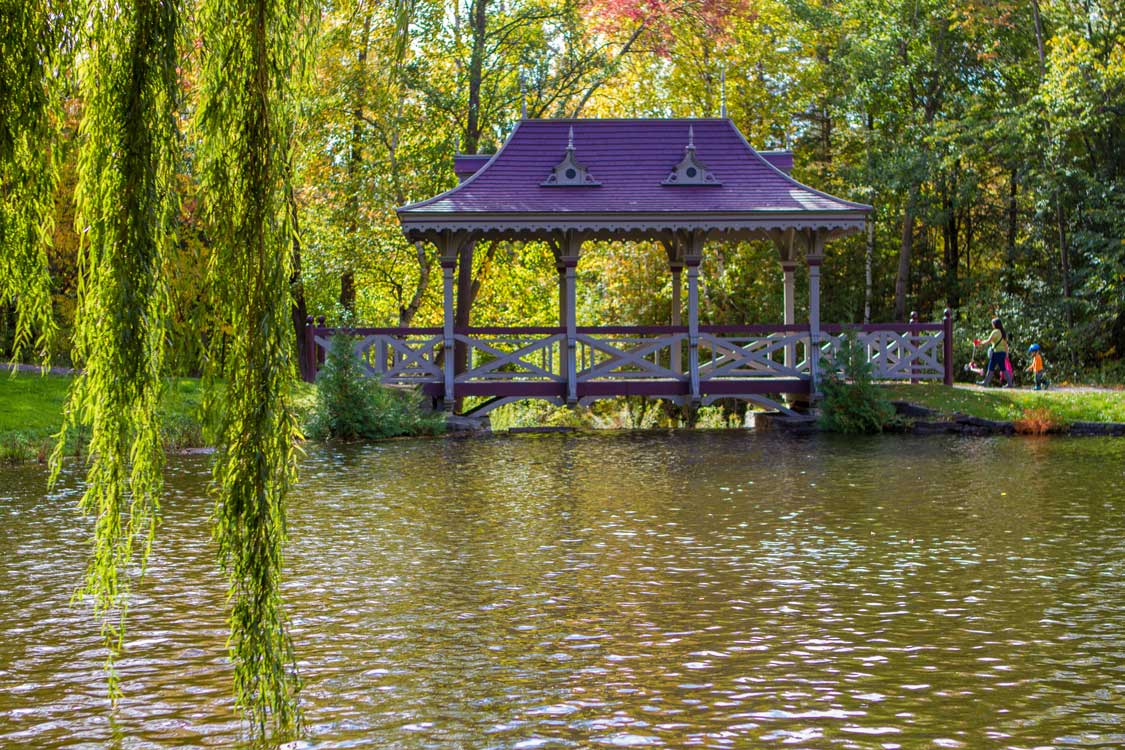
[2,432,1124,749]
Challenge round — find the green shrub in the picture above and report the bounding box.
[818,334,898,434]
[307,334,445,440]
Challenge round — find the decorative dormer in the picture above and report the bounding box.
[542,126,601,187]
[663,126,720,186]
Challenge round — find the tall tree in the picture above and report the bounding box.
[196,0,313,736]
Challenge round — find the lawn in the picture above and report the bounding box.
[0,372,315,463]
[879,382,1125,424]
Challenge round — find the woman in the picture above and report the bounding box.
[976,317,1011,387]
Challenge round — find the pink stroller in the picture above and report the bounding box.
[967,338,1015,386]
[965,340,985,378]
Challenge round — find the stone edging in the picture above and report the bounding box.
[755,402,1125,437]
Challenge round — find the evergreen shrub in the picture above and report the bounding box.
[307,334,444,440]
[818,334,898,434]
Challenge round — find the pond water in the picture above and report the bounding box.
[2,432,1125,749]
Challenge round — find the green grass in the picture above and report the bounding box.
[879,383,1125,424]
[0,372,316,463]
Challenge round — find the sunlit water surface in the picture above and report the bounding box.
[2,432,1124,749]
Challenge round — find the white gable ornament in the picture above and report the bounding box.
[663,126,720,186]
[542,126,601,187]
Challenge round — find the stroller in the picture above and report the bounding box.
[965,339,1014,385]
[964,339,985,377]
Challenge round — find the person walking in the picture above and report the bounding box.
[1026,344,1050,390]
[975,318,1011,387]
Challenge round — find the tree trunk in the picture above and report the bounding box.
[398,242,432,326]
[894,192,916,321]
[288,186,311,381]
[864,214,874,324]
[943,178,960,310]
[340,9,373,316]
[1006,168,1018,288]
[465,0,488,153]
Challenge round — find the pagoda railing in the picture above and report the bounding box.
[305,315,953,404]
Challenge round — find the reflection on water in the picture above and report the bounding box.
[1,432,1124,749]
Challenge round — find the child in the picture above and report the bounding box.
[975,317,1012,387]
[1026,344,1050,390]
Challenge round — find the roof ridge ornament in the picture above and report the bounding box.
[663,125,721,186]
[542,125,601,187]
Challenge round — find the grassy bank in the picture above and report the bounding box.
[879,383,1125,424]
[0,372,324,464]
[0,372,214,463]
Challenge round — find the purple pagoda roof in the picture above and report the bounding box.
[398,119,870,241]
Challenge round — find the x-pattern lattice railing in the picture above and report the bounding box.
[313,329,445,385]
[457,331,566,382]
[819,326,946,380]
[576,331,687,381]
[308,315,953,395]
[699,331,808,380]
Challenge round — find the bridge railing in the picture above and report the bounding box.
[305,312,953,395]
[456,327,566,383]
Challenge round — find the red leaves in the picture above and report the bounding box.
[583,0,752,55]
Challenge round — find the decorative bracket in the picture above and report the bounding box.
[663,126,720,186]
[542,126,600,187]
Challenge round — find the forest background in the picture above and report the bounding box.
[5,0,1124,381]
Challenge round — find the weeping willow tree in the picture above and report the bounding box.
[0,0,68,362]
[196,0,313,736]
[51,0,181,698]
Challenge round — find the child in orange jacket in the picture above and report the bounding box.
[1026,344,1050,390]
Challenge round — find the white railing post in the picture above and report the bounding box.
[782,260,797,369]
[670,262,683,373]
[807,247,823,394]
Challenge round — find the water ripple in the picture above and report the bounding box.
[1,433,1123,748]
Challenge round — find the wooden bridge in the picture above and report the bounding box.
[304,315,953,416]
[303,118,954,414]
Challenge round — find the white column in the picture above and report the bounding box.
[687,259,701,404]
[442,260,456,407]
[559,232,581,405]
[782,260,796,369]
[807,255,822,395]
[563,259,578,404]
[670,263,683,373]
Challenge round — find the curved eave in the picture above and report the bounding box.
[397,122,522,214]
[398,210,869,243]
[724,120,873,213]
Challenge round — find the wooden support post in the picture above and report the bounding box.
[781,261,797,369]
[686,232,704,406]
[442,259,456,409]
[807,237,823,395]
[670,262,683,373]
[943,308,954,386]
[560,232,582,405]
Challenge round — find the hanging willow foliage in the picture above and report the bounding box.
[196,0,313,737]
[0,0,69,362]
[51,0,181,698]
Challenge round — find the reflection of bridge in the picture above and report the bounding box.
[304,317,952,416]
[304,117,953,415]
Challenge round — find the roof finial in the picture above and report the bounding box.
[519,68,528,119]
[688,125,695,150]
[567,125,575,150]
[720,67,727,118]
